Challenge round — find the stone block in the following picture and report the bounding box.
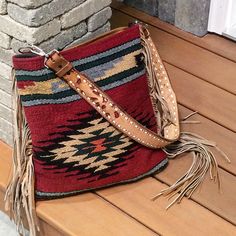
[0,103,12,122]
[66,21,110,48]
[0,0,113,144]
[0,89,12,108]
[61,0,111,29]
[124,0,158,16]
[91,21,111,36]
[39,22,87,51]
[0,76,12,94]
[0,32,11,49]
[0,15,61,44]
[27,19,62,44]
[11,22,87,53]
[10,38,29,53]
[88,7,112,32]
[158,0,176,24]
[0,130,13,146]
[8,0,85,27]
[0,0,7,15]
[69,22,88,40]
[0,118,13,137]
[66,33,90,48]
[175,0,211,36]
[0,61,12,79]
[0,0,7,14]
[0,48,14,66]
[7,0,52,9]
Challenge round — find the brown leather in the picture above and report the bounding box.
[140,27,180,145]
[45,30,179,149]
[46,52,73,77]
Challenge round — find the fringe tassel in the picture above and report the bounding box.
[140,27,173,133]
[152,132,231,209]
[4,26,231,227]
[4,70,40,236]
[180,111,201,124]
[139,25,230,209]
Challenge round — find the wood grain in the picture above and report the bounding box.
[0,189,71,236]
[0,190,6,213]
[111,9,236,131]
[0,141,157,236]
[98,178,236,236]
[37,194,157,236]
[111,1,236,63]
[111,9,236,95]
[202,34,236,62]
[178,105,236,175]
[0,141,12,192]
[156,155,236,225]
[166,63,236,132]
[0,4,236,235]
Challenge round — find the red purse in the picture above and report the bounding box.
[5,23,229,236]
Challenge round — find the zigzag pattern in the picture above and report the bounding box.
[35,109,154,178]
[51,117,133,172]
[13,25,168,199]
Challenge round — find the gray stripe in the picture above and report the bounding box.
[22,69,146,107]
[15,38,141,77]
[101,69,145,91]
[36,158,168,198]
[73,38,141,67]
[22,94,81,107]
[83,57,123,78]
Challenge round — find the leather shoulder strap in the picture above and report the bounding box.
[45,29,179,149]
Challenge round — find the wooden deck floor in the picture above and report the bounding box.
[0,2,236,235]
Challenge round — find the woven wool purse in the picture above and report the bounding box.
[5,23,229,236]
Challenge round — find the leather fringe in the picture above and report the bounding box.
[153,132,230,209]
[5,26,231,231]
[140,26,173,134]
[4,70,40,236]
[140,25,230,208]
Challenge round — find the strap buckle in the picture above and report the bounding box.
[43,49,60,68]
[18,45,59,68]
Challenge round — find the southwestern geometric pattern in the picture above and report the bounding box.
[36,110,135,175]
[13,24,168,199]
[16,38,145,107]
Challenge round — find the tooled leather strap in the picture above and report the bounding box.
[45,33,179,149]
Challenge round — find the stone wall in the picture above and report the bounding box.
[123,0,211,36]
[0,0,112,146]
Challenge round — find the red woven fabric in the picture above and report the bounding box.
[14,25,168,198]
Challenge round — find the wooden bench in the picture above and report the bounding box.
[0,2,235,235]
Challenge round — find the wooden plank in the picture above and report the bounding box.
[166,63,236,132]
[0,141,158,236]
[0,189,6,213]
[39,223,65,236]
[179,105,236,175]
[111,8,236,131]
[37,193,157,236]
[111,9,236,95]
[203,34,236,63]
[0,141,12,192]
[0,190,70,236]
[98,178,236,236]
[111,1,236,63]
[156,155,236,225]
